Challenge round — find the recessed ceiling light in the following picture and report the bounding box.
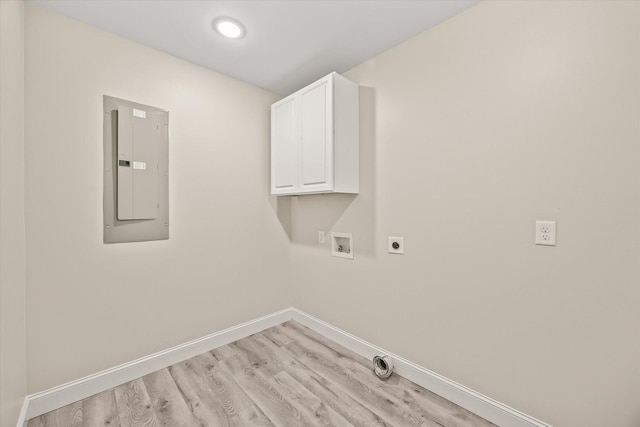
[213,17,245,39]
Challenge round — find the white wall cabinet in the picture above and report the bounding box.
[271,72,359,195]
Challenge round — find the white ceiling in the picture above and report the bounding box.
[29,0,480,95]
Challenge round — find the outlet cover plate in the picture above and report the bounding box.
[535,221,556,246]
[388,236,404,254]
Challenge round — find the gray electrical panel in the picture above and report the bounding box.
[103,96,169,243]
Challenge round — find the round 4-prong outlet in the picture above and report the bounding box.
[388,237,404,254]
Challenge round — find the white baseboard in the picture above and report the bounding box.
[20,307,551,427]
[22,308,292,422]
[16,396,29,427]
[291,308,552,427]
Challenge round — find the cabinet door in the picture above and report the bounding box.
[300,77,333,192]
[271,96,298,193]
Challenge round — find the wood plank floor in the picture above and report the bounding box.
[27,321,496,427]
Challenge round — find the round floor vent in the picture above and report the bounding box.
[373,355,394,379]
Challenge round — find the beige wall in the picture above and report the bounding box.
[24,4,291,393]
[291,1,640,427]
[0,0,27,426]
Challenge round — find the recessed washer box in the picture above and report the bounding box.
[331,232,353,259]
[103,96,169,243]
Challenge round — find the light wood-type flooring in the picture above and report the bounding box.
[27,321,496,427]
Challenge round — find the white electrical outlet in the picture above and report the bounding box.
[318,231,325,244]
[535,221,556,246]
[388,237,404,254]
